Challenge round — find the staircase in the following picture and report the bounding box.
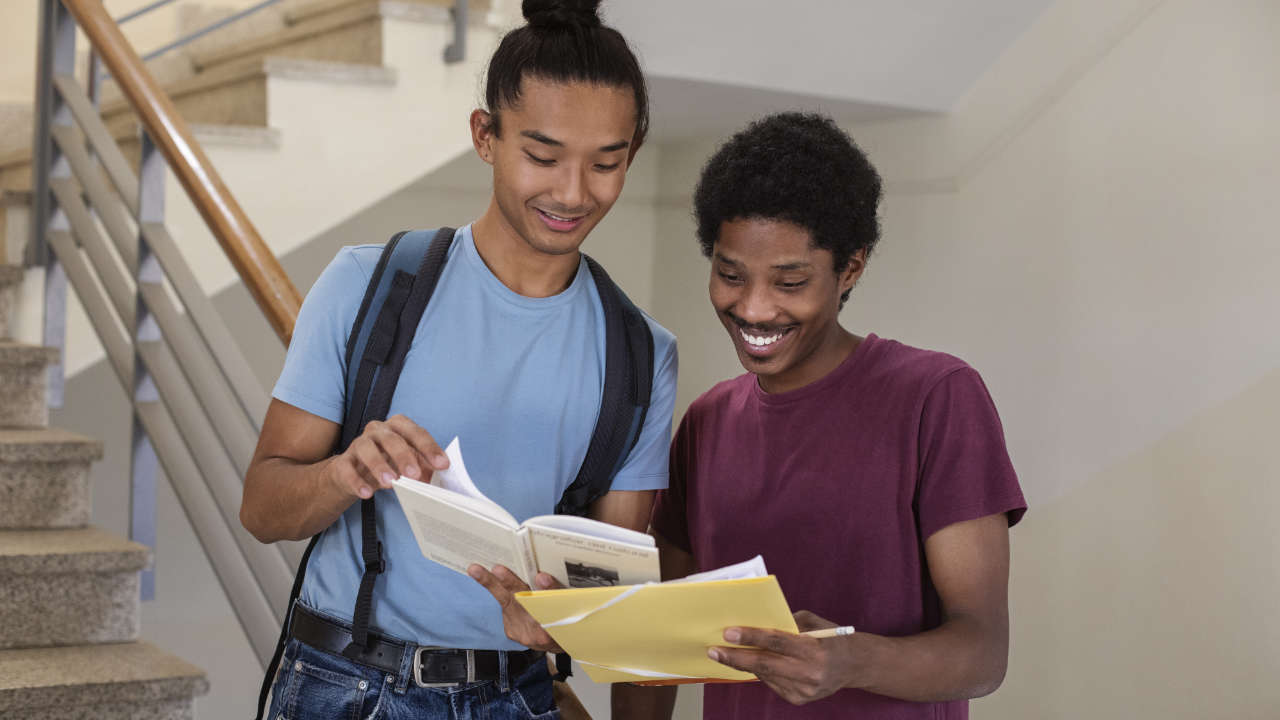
[1,0,500,376]
[0,2,504,715]
[0,267,208,718]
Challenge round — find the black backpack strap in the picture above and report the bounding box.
[344,227,457,654]
[555,255,655,517]
[549,257,655,682]
[253,229,453,720]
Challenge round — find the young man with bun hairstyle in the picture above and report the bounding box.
[241,2,675,717]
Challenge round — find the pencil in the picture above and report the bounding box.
[802,626,856,638]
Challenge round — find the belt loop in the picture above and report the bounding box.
[498,650,510,693]
[394,642,415,694]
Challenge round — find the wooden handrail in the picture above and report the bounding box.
[63,0,301,343]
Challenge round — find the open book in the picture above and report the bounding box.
[515,556,798,684]
[392,438,659,588]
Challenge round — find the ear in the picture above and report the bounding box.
[470,109,496,165]
[838,249,867,296]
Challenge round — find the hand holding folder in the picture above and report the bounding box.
[514,556,800,684]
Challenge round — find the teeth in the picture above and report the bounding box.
[543,210,576,222]
[740,328,783,347]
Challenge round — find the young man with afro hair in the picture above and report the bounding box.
[632,112,1027,718]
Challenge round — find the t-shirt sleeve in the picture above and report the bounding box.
[606,322,678,492]
[271,247,372,424]
[650,411,694,552]
[916,367,1027,541]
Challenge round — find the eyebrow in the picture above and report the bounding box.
[713,253,812,271]
[520,130,630,153]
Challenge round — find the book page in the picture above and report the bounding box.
[524,524,660,589]
[523,514,655,547]
[431,439,521,523]
[392,478,526,579]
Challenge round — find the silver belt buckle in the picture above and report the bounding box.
[412,647,476,688]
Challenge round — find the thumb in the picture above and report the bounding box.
[534,572,564,590]
[794,610,837,632]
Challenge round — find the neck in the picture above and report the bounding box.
[758,326,860,394]
[472,198,581,297]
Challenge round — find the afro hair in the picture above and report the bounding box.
[693,113,883,302]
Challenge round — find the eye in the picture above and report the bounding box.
[778,280,809,291]
[716,270,743,284]
[526,152,554,166]
[594,162,622,172]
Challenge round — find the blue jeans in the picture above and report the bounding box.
[267,636,560,720]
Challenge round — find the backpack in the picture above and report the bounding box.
[254,228,654,718]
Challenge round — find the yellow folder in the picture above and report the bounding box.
[515,575,797,684]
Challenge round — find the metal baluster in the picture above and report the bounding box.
[444,0,469,64]
[32,0,77,409]
[131,129,166,601]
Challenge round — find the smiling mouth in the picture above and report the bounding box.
[737,325,795,352]
[534,208,589,230]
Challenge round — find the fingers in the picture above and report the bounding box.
[332,417,443,500]
[707,646,783,677]
[467,564,516,607]
[533,572,564,590]
[725,627,807,656]
[386,415,448,471]
[793,610,837,633]
[468,564,563,653]
[326,453,382,500]
[491,565,534,593]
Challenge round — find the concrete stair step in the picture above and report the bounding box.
[0,640,208,719]
[0,427,103,529]
[0,341,59,428]
[0,526,147,649]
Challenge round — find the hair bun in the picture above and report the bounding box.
[522,0,602,29]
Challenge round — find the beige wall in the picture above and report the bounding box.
[645,0,1280,716]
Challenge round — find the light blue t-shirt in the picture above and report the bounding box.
[273,224,677,649]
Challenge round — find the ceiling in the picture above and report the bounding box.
[601,0,1055,141]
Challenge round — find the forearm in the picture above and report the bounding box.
[845,615,1007,702]
[611,683,677,720]
[240,455,354,543]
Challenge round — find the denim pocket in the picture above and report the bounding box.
[509,663,560,720]
[278,651,372,720]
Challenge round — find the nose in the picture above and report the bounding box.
[734,281,776,326]
[551,163,588,212]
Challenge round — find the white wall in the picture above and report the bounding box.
[644,0,1280,717]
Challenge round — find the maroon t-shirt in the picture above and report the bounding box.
[651,334,1026,719]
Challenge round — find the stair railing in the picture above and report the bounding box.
[31,0,305,667]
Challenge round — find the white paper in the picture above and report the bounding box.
[670,555,768,584]
[432,438,487,499]
[542,555,769,629]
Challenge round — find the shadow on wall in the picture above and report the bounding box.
[974,363,1280,719]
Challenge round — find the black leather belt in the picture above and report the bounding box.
[290,605,543,686]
